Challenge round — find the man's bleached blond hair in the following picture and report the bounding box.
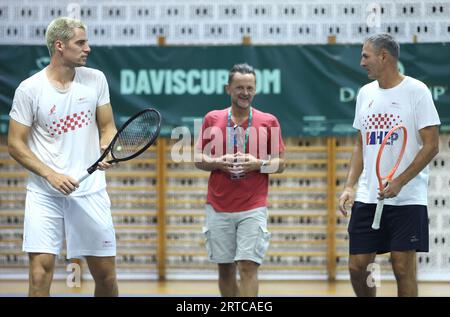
[46,17,87,56]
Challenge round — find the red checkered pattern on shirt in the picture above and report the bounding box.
[46,110,94,137]
[362,113,402,130]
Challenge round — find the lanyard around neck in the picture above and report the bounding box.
[227,107,252,153]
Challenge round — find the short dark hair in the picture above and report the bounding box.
[228,63,256,84]
[365,33,400,60]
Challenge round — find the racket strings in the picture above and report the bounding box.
[113,111,160,160]
[378,128,406,178]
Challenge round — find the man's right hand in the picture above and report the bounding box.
[338,187,355,217]
[45,172,79,195]
[215,154,240,175]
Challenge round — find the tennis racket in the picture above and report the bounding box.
[78,108,161,183]
[371,124,407,230]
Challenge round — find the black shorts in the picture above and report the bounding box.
[348,201,429,255]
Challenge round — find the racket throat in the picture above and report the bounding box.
[87,165,98,174]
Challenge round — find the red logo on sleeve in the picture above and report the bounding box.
[49,105,56,115]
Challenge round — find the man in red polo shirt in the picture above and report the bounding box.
[195,63,285,297]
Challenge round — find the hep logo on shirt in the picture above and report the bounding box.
[366,130,399,145]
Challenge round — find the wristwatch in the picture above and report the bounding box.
[260,159,270,172]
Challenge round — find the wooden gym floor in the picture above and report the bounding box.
[1,280,450,297]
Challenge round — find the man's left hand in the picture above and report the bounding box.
[97,144,117,171]
[378,178,402,199]
[234,152,262,173]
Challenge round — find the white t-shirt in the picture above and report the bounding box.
[353,76,441,205]
[9,66,110,197]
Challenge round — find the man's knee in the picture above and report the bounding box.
[348,260,370,280]
[237,260,259,277]
[30,266,53,288]
[392,262,415,280]
[392,252,416,281]
[102,275,118,289]
[92,271,117,289]
[218,263,236,279]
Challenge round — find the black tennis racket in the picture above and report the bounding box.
[78,108,161,183]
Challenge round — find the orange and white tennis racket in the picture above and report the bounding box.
[372,124,407,230]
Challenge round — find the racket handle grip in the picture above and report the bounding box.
[77,170,91,184]
[371,199,384,230]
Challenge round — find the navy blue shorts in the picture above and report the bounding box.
[348,202,429,255]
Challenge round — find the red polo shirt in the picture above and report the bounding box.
[196,107,285,212]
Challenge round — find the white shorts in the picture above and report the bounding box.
[23,189,116,259]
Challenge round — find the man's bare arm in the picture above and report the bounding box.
[338,131,364,216]
[96,103,117,170]
[8,118,78,195]
[381,125,439,199]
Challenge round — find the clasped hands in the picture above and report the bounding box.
[217,152,261,176]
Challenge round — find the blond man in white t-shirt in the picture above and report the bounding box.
[8,17,118,296]
[338,34,440,297]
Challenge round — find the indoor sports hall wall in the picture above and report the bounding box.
[1,45,449,137]
[1,0,450,46]
[0,0,449,282]
[1,136,450,281]
[1,0,450,136]
[0,0,450,135]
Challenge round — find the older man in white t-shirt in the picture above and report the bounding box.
[8,17,118,297]
[338,34,440,297]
